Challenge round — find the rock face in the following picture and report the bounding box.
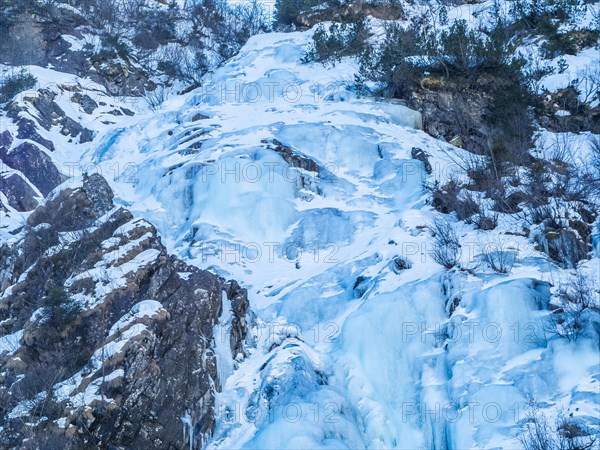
[0,7,152,97]
[0,174,249,449]
[0,142,64,196]
[14,118,55,151]
[0,130,65,212]
[0,83,102,213]
[264,139,320,173]
[0,173,39,212]
[71,93,98,115]
[30,88,94,143]
[410,147,432,174]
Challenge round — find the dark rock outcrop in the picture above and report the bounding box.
[0,175,249,449]
[31,88,65,131]
[0,131,12,150]
[536,226,591,269]
[0,173,39,211]
[224,280,250,361]
[71,93,98,115]
[30,89,95,143]
[15,117,55,151]
[0,129,64,212]
[411,147,432,175]
[267,139,320,173]
[0,7,151,97]
[0,141,64,196]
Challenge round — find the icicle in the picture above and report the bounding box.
[181,411,194,450]
[213,291,234,388]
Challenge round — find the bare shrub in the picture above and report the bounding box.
[428,178,463,215]
[230,0,270,38]
[429,217,461,269]
[589,135,600,196]
[527,203,562,227]
[458,190,499,230]
[84,0,126,38]
[144,86,169,111]
[481,240,517,273]
[519,405,558,450]
[472,210,499,230]
[427,179,499,230]
[455,190,481,221]
[519,403,598,450]
[548,271,599,342]
[578,59,600,105]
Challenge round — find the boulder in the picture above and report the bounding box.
[15,117,55,151]
[32,88,65,130]
[411,147,432,174]
[71,92,98,114]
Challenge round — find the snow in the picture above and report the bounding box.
[68,368,125,409]
[5,7,599,448]
[445,279,553,449]
[109,300,165,336]
[337,280,449,449]
[63,25,594,448]
[539,47,600,105]
[55,417,67,429]
[0,329,23,356]
[552,339,600,392]
[193,152,298,242]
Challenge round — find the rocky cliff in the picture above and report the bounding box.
[0,173,248,449]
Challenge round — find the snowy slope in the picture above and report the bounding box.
[34,26,596,449]
[1,5,599,445]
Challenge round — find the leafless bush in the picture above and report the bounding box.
[549,271,599,342]
[144,86,168,111]
[459,190,499,230]
[541,135,596,203]
[455,190,481,221]
[527,202,563,227]
[430,217,461,269]
[520,403,598,450]
[428,178,463,215]
[230,0,270,37]
[473,210,498,230]
[526,135,580,207]
[121,0,149,21]
[579,59,600,105]
[428,180,499,230]
[84,0,126,37]
[481,240,517,273]
[177,50,211,86]
[519,405,558,450]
